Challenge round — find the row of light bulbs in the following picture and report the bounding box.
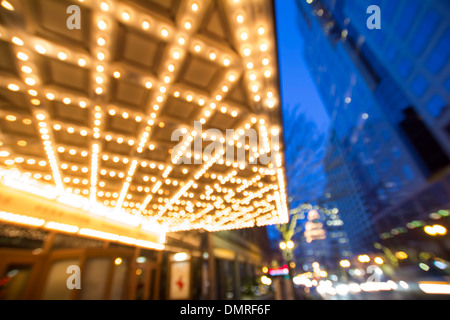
[3,3,276,111]
[6,110,271,169]
[209,194,278,228]
[136,0,283,228]
[0,0,287,231]
[0,105,282,222]
[4,21,274,153]
[164,170,278,227]
[162,123,280,225]
[90,4,162,212]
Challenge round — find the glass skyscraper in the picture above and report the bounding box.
[321,129,377,253]
[295,0,450,251]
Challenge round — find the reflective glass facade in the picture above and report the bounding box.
[295,0,450,246]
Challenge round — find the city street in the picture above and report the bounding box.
[0,0,449,303]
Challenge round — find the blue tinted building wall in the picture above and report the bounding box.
[297,0,425,198]
[342,0,450,138]
[322,0,450,174]
[295,205,352,272]
[321,129,377,253]
[295,0,450,244]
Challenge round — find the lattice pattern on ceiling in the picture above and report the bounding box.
[0,0,288,234]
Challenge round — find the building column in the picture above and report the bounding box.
[126,247,141,300]
[233,254,241,300]
[206,232,217,300]
[153,250,163,300]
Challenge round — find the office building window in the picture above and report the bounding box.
[374,31,386,46]
[392,146,402,159]
[382,130,391,142]
[385,45,398,62]
[426,94,447,118]
[402,165,415,181]
[398,59,413,79]
[396,0,420,38]
[445,75,450,92]
[410,9,441,56]
[411,75,429,97]
[425,28,450,74]
[381,0,400,25]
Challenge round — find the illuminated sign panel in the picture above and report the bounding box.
[269,265,289,276]
[0,171,165,249]
[0,0,287,235]
[304,210,326,243]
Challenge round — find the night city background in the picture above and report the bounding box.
[270,0,450,299]
[0,0,449,301]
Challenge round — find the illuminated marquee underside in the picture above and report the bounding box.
[0,0,288,238]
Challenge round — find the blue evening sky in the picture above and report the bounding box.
[274,0,330,132]
[267,0,331,244]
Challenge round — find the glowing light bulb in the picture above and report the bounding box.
[98,20,107,30]
[8,84,19,91]
[1,0,14,11]
[122,11,130,21]
[142,20,150,30]
[17,52,29,61]
[58,52,67,60]
[35,44,46,54]
[97,37,106,46]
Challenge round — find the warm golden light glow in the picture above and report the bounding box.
[358,255,371,263]
[424,224,447,236]
[286,240,294,249]
[1,0,14,11]
[340,260,351,268]
[12,37,24,46]
[395,251,408,260]
[0,0,285,236]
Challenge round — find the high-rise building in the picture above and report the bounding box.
[340,0,450,157]
[295,0,450,244]
[282,104,327,209]
[295,205,351,273]
[321,129,377,253]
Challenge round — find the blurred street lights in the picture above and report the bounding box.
[279,240,298,299]
[423,224,449,259]
[287,240,294,250]
[279,240,295,262]
[374,257,384,265]
[279,240,294,251]
[424,224,447,236]
[339,259,350,281]
[261,275,272,286]
[395,251,408,260]
[339,259,351,268]
[357,254,370,263]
